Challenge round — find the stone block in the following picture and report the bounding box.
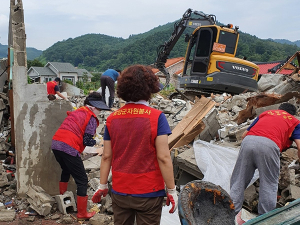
[54,191,77,214]
[104,194,113,214]
[244,185,257,205]
[228,126,248,142]
[281,184,300,201]
[89,213,112,225]
[196,109,221,142]
[89,178,100,191]
[26,185,55,216]
[27,199,52,216]
[0,172,9,187]
[0,210,16,222]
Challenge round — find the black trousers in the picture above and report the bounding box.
[52,149,88,196]
[100,76,115,106]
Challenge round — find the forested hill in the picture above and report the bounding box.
[0,43,42,60]
[40,21,300,71]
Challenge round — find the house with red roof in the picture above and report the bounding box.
[255,51,300,76]
[255,60,295,75]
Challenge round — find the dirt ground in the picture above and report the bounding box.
[0,211,83,225]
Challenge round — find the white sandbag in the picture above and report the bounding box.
[193,140,259,194]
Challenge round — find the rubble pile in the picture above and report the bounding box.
[1,73,300,222]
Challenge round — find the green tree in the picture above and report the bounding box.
[82,72,88,83]
[91,72,102,82]
[27,59,44,69]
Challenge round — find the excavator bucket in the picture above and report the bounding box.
[178,180,235,225]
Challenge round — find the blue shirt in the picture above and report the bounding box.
[102,69,120,82]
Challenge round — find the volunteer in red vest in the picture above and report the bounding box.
[230,103,300,222]
[52,91,110,220]
[92,64,178,225]
[47,77,67,100]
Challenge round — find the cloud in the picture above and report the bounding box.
[0,0,299,50]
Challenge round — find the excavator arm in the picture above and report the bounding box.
[155,8,216,89]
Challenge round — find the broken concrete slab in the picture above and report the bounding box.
[26,185,55,216]
[195,108,221,142]
[267,78,300,95]
[83,155,101,170]
[88,178,100,191]
[89,213,113,225]
[281,185,300,201]
[0,210,16,222]
[174,147,204,186]
[0,165,9,187]
[258,74,286,92]
[244,185,258,211]
[228,125,248,142]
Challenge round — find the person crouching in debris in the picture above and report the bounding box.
[47,77,68,100]
[230,102,300,222]
[51,91,110,220]
[92,64,178,225]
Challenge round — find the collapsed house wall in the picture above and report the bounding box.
[9,0,74,196]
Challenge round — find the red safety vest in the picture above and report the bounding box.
[247,110,300,151]
[47,81,57,95]
[106,103,165,194]
[52,106,99,153]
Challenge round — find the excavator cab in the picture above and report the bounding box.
[181,24,259,94]
[155,9,260,96]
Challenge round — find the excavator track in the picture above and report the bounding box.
[168,88,217,101]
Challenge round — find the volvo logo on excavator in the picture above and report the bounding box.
[232,65,249,72]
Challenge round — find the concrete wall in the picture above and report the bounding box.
[14,80,73,195]
[10,0,74,196]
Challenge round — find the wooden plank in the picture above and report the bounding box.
[168,97,211,147]
[172,121,206,149]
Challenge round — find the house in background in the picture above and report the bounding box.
[255,60,296,76]
[27,62,92,84]
[255,52,300,76]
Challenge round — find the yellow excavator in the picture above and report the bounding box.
[155,8,259,98]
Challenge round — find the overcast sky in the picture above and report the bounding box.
[0,0,299,51]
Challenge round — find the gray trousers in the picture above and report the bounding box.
[230,135,280,215]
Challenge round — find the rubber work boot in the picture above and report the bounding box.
[59,182,68,195]
[77,195,96,219]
